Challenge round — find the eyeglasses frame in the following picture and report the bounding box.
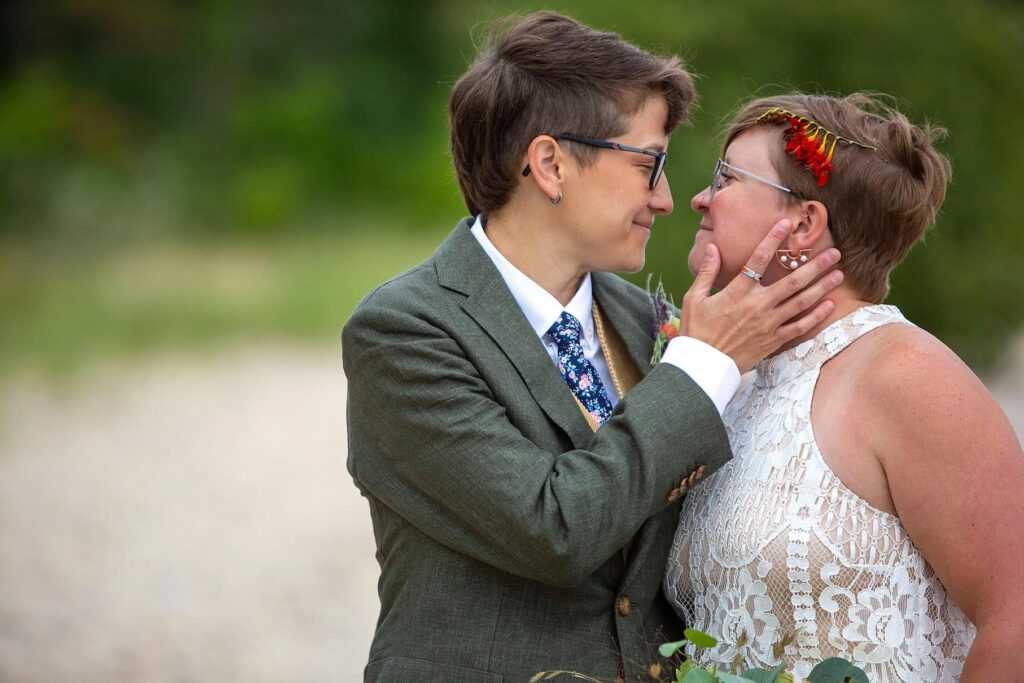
[521,134,668,190]
[710,158,793,202]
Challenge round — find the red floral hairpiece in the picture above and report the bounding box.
[756,107,876,187]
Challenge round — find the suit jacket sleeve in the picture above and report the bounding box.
[342,295,730,588]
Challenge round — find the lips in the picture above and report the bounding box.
[698,222,713,232]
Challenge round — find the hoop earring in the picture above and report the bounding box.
[550,191,562,205]
[776,248,811,270]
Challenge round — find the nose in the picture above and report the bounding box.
[691,185,711,214]
[650,174,674,215]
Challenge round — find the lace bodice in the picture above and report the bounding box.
[665,305,976,682]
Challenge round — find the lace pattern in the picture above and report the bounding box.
[665,305,976,682]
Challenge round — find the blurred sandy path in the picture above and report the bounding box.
[0,341,1020,682]
[0,344,377,682]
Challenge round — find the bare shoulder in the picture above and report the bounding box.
[848,321,1016,455]
[845,322,975,394]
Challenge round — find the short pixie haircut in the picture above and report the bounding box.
[448,12,695,216]
[725,93,951,303]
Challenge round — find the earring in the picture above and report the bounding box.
[776,248,811,270]
[550,191,563,205]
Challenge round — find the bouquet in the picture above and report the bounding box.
[531,628,868,683]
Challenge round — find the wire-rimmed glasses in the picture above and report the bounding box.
[710,158,792,201]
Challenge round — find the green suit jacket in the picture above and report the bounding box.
[342,218,731,682]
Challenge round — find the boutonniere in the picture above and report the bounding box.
[646,274,679,366]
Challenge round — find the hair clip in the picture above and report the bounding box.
[756,107,876,187]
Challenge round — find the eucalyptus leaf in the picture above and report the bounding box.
[740,665,785,683]
[683,628,718,649]
[680,669,715,683]
[806,658,869,683]
[659,639,689,658]
[714,671,756,683]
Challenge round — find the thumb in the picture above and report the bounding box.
[687,244,720,302]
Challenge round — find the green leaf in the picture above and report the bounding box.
[715,672,756,683]
[681,669,715,683]
[740,665,785,683]
[659,639,689,658]
[806,658,869,683]
[684,628,718,649]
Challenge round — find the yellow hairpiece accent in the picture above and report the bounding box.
[756,107,876,186]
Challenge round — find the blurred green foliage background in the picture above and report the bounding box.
[2,0,1022,376]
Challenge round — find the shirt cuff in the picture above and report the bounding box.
[660,336,741,415]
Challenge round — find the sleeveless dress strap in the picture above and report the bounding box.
[818,304,913,361]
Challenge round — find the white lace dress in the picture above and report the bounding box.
[665,305,976,682]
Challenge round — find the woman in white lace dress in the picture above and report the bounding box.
[665,93,1024,682]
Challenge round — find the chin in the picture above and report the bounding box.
[599,243,647,274]
[686,248,701,276]
[602,257,645,274]
[621,248,647,273]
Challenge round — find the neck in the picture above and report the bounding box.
[773,285,871,356]
[484,208,587,306]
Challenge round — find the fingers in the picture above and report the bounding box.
[775,268,845,323]
[742,219,795,279]
[685,244,720,303]
[775,299,836,344]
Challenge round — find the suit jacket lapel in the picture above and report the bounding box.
[435,220,594,449]
[592,272,655,379]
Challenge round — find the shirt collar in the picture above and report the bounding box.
[470,214,594,340]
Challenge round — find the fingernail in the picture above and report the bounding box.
[827,248,841,264]
[704,245,714,261]
[830,271,844,285]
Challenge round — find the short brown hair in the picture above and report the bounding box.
[724,93,951,302]
[448,12,695,215]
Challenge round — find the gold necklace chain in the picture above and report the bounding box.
[592,301,625,400]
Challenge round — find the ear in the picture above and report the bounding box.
[784,200,832,252]
[523,135,566,203]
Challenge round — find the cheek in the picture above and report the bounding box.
[714,226,773,282]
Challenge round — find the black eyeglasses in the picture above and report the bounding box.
[521,134,668,190]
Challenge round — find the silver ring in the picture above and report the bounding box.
[740,266,763,282]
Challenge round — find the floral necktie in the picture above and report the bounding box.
[547,311,614,425]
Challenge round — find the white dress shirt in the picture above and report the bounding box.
[470,215,740,414]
